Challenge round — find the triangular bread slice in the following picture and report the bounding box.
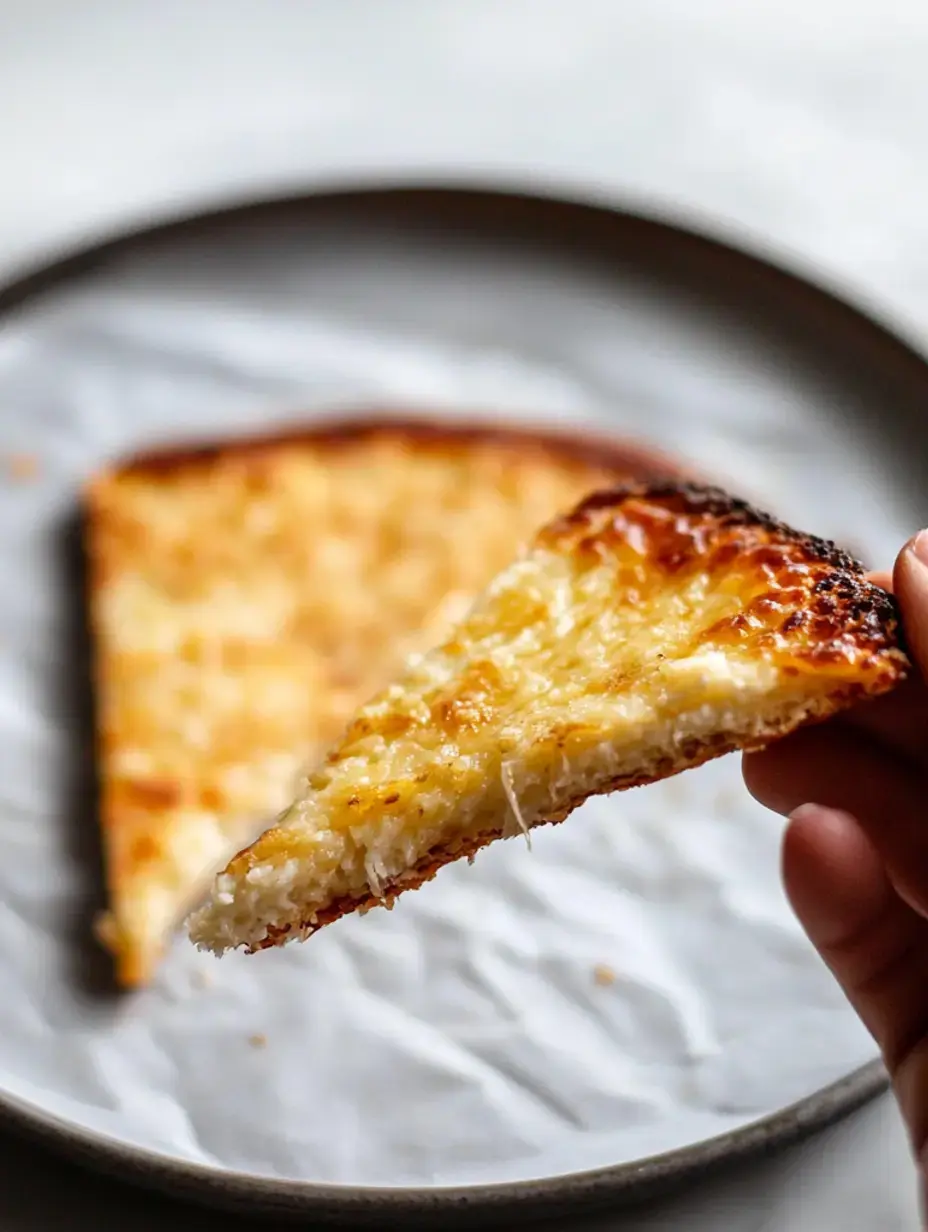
[86,416,671,986]
[188,482,909,955]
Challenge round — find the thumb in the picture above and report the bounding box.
[895,532,928,679]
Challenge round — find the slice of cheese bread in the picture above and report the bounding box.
[86,417,670,985]
[188,481,909,956]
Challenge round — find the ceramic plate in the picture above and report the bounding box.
[0,186,923,1226]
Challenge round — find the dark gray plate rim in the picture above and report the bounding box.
[0,180,914,1226]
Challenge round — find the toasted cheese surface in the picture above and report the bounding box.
[87,417,663,985]
[188,482,908,956]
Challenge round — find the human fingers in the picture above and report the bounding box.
[829,547,928,768]
[744,722,928,919]
[783,804,928,1168]
[838,674,928,769]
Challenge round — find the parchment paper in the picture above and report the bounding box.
[0,208,910,1187]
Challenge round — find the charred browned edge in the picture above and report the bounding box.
[552,480,862,572]
[82,411,689,490]
[544,479,908,660]
[247,679,886,953]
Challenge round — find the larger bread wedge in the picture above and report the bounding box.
[188,482,909,955]
[87,416,669,986]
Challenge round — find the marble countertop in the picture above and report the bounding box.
[0,1,922,1226]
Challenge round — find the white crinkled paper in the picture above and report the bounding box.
[0,208,907,1187]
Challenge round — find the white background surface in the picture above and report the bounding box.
[0,0,923,1226]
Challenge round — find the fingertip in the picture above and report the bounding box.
[740,748,765,803]
[741,725,837,817]
[783,802,860,880]
[744,734,798,813]
[782,804,888,950]
[782,803,851,898]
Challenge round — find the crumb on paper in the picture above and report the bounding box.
[593,963,617,987]
[4,452,39,482]
[191,969,213,990]
[248,1032,267,1049]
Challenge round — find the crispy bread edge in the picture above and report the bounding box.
[542,480,907,667]
[82,412,690,487]
[547,480,863,571]
[80,483,149,985]
[249,684,880,952]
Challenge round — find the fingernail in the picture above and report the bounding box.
[910,528,928,566]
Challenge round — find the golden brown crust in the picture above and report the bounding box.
[88,412,685,984]
[221,480,909,953]
[93,412,687,486]
[547,481,865,573]
[541,480,906,677]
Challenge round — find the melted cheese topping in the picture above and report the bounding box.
[189,487,906,954]
[88,426,629,984]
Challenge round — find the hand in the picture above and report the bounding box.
[743,531,928,1213]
